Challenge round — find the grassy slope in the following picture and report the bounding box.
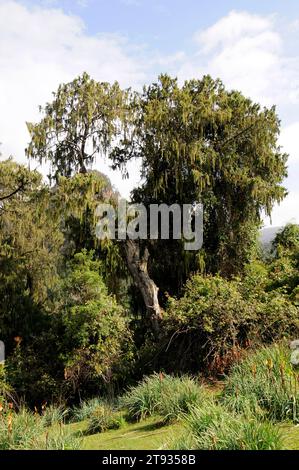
[62,379,299,450]
[66,416,183,450]
[65,417,299,450]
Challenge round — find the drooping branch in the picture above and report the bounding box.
[0,179,26,201]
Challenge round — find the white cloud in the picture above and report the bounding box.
[269,122,299,227]
[0,0,145,197]
[280,122,299,164]
[194,10,275,54]
[175,10,299,226]
[178,10,299,109]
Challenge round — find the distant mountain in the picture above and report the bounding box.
[260,226,282,248]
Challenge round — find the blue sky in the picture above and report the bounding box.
[1,0,299,226]
[20,0,299,53]
[21,1,299,43]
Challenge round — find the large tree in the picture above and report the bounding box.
[27,73,288,333]
[26,73,162,333]
[0,159,63,352]
[26,72,131,180]
[114,74,287,278]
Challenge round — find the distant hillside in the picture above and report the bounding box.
[259,226,282,252]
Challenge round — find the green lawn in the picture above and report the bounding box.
[65,416,183,450]
[279,424,299,450]
[64,416,299,450]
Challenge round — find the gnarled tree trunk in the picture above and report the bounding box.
[124,240,162,335]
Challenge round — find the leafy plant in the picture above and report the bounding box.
[161,274,298,374]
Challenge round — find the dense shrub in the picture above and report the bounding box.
[159,274,298,374]
[6,250,134,405]
[174,402,282,450]
[122,373,207,422]
[0,364,14,404]
[222,343,299,422]
[267,224,299,301]
[60,250,133,395]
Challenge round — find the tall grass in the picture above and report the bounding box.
[70,397,106,423]
[174,402,282,450]
[42,404,69,427]
[222,344,299,422]
[0,408,44,450]
[0,406,81,449]
[86,404,126,435]
[38,426,82,450]
[121,373,208,422]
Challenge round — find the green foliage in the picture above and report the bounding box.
[114,74,287,279]
[272,224,299,253]
[0,403,80,449]
[0,364,14,403]
[39,428,82,450]
[122,373,207,423]
[222,344,299,423]
[26,72,131,179]
[5,248,133,405]
[267,224,299,303]
[160,274,298,373]
[0,157,33,201]
[0,160,62,346]
[175,402,282,450]
[27,73,289,308]
[6,343,65,406]
[59,250,133,395]
[1,70,297,432]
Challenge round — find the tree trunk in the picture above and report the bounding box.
[123,240,162,335]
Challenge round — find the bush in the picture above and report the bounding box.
[60,250,133,396]
[222,343,299,422]
[160,274,298,374]
[122,373,207,422]
[86,403,125,435]
[174,402,282,450]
